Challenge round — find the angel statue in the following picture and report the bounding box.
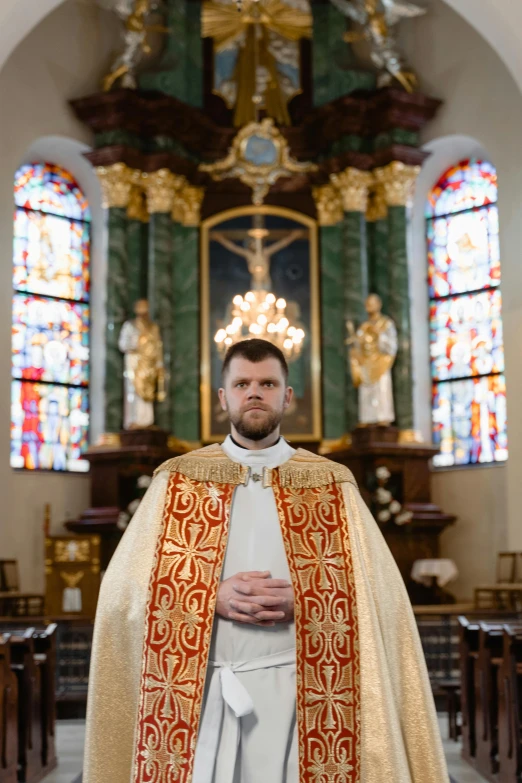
[100,0,168,92]
[328,0,426,92]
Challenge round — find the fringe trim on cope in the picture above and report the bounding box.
[155,443,357,489]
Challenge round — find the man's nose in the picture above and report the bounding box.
[246,383,263,398]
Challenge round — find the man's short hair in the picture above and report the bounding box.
[221,339,289,382]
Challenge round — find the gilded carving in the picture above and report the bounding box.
[141,169,185,214]
[312,184,343,226]
[127,184,149,222]
[330,168,373,213]
[172,184,205,227]
[373,161,420,207]
[95,162,140,209]
[54,540,91,562]
[200,119,316,206]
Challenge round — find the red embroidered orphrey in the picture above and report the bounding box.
[134,471,360,782]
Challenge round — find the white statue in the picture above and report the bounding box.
[330,0,426,92]
[347,293,398,425]
[118,299,166,430]
[101,0,167,92]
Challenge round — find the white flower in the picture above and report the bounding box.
[128,498,141,515]
[137,475,152,489]
[376,487,392,504]
[377,509,391,522]
[117,511,130,531]
[389,500,401,514]
[395,511,413,526]
[376,466,391,481]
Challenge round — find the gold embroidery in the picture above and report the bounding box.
[273,478,361,782]
[155,443,357,489]
[133,473,234,783]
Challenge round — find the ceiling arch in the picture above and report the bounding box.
[0,0,66,74]
[442,0,522,96]
[1,0,522,97]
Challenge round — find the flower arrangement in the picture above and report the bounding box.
[373,466,413,526]
[117,474,152,531]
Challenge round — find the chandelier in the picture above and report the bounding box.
[214,289,305,361]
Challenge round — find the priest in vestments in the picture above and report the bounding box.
[83,338,449,783]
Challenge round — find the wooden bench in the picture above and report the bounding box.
[0,634,17,783]
[498,623,522,783]
[0,625,57,783]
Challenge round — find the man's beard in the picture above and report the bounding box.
[228,405,283,441]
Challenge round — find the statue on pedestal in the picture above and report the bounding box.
[347,293,398,426]
[118,299,166,430]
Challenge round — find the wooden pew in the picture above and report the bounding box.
[0,634,17,783]
[475,622,505,777]
[8,629,43,783]
[32,626,57,775]
[458,614,520,766]
[459,616,481,762]
[498,623,522,783]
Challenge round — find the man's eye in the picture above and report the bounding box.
[264,382,274,388]
[236,383,246,388]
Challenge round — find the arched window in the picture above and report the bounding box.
[426,159,507,467]
[11,162,90,472]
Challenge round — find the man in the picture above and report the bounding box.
[84,339,449,783]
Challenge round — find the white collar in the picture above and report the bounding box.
[221,434,295,469]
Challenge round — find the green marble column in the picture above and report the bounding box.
[148,212,174,431]
[343,211,368,432]
[387,205,413,429]
[127,218,149,306]
[172,223,199,441]
[320,224,346,439]
[105,207,129,432]
[367,218,390,312]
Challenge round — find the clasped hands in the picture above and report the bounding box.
[216,571,294,626]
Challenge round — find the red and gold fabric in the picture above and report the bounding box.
[83,445,448,783]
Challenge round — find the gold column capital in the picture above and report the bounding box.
[365,184,388,222]
[142,169,185,214]
[95,162,139,209]
[172,184,204,227]
[330,168,373,213]
[126,185,149,223]
[373,161,421,208]
[313,184,343,226]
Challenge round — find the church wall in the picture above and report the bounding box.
[0,0,119,592]
[402,0,522,598]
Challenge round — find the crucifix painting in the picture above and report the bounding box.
[201,207,321,442]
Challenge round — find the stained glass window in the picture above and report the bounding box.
[427,159,507,467]
[11,163,90,472]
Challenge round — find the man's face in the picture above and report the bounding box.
[218,356,293,442]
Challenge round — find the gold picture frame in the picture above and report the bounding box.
[201,205,322,443]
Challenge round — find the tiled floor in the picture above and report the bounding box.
[42,717,490,783]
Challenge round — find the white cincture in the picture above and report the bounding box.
[192,648,296,783]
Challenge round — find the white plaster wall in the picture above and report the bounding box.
[402,0,522,598]
[0,0,118,592]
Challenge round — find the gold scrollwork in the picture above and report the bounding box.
[199,118,317,206]
[54,540,91,563]
[95,162,141,209]
[142,169,185,214]
[172,184,205,227]
[373,161,420,208]
[330,168,373,214]
[312,183,343,226]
